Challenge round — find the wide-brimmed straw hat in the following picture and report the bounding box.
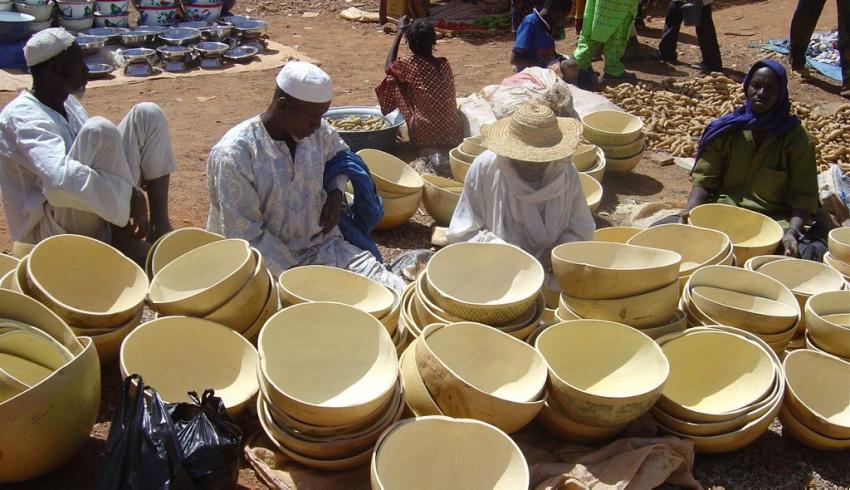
[481,104,582,163]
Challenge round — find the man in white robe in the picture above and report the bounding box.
[448,104,595,293]
[206,62,405,293]
[0,28,176,262]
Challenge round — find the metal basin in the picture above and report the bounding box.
[120,29,157,47]
[201,24,231,41]
[0,11,34,42]
[158,27,201,45]
[217,15,252,25]
[76,34,106,54]
[83,26,128,43]
[156,44,190,60]
[323,106,405,152]
[223,45,256,63]
[121,47,156,64]
[233,19,266,38]
[85,62,113,79]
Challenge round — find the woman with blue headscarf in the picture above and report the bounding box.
[678,60,826,260]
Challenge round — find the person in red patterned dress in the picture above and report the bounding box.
[376,16,463,153]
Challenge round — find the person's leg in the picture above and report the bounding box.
[789,0,827,71]
[118,102,177,242]
[656,0,683,61]
[601,16,633,77]
[573,32,598,70]
[696,4,722,71]
[837,0,850,95]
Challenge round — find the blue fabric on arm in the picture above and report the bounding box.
[323,150,384,262]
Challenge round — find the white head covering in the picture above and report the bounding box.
[24,28,76,67]
[275,61,333,104]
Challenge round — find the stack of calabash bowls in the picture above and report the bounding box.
[0,289,100,483]
[18,235,147,364]
[688,203,784,265]
[421,175,463,227]
[370,416,529,489]
[119,316,260,415]
[145,227,223,278]
[402,322,547,434]
[825,227,850,280]
[803,290,850,361]
[551,241,686,340]
[779,349,850,450]
[681,265,801,354]
[449,137,485,182]
[570,143,607,184]
[580,110,645,174]
[534,320,670,444]
[651,325,784,453]
[146,238,278,342]
[406,242,545,341]
[627,223,733,294]
[277,265,407,354]
[357,149,423,231]
[256,302,402,470]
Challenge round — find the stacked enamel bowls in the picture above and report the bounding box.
[57,0,94,31]
[580,110,645,174]
[18,235,147,364]
[534,320,670,444]
[401,322,547,434]
[681,266,801,354]
[357,149,423,231]
[551,242,686,340]
[825,227,850,280]
[146,237,278,342]
[779,350,850,450]
[0,289,99,482]
[688,203,784,265]
[256,302,402,470]
[803,290,850,361]
[651,326,784,453]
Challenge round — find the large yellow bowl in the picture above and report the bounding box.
[604,151,643,174]
[601,134,647,159]
[579,172,603,212]
[823,252,850,278]
[376,188,422,231]
[0,290,98,483]
[449,149,472,182]
[422,175,462,227]
[628,224,731,276]
[688,204,784,264]
[551,241,682,300]
[537,394,627,444]
[461,136,486,156]
[26,234,147,329]
[783,349,850,440]
[804,290,850,360]
[278,265,396,318]
[147,239,255,317]
[535,320,669,427]
[120,316,259,414]
[240,270,280,341]
[637,309,688,340]
[758,258,846,296]
[258,302,398,427]
[743,254,788,271]
[371,416,529,490]
[560,280,678,329]
[80,307,144,364]
[204,249,271,333]
[358,149,424,195]
[689,286,798,335]
[415,323,546,433]
[580,147,606,183]
[571,144,598,171]
[779,404,850,451]
[581,110,644,146]
[657,330,775,423]
[399,342,442,416]
[828,227,850,264]
[426,242,544,325]
[149,227,224,277]
[593,226,642,243]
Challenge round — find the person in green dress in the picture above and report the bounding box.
[572,0,640,81]
[677,60,828,261]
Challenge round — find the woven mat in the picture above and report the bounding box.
[0,40,316,93]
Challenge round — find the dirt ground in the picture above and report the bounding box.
[2,0,849,488]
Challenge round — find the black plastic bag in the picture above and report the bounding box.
[97,374,196,490]
[168,389,242,490]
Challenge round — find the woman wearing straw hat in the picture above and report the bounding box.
[447,104,595,289]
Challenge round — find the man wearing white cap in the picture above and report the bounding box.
[0,28,176,262]
[206,61,405,293]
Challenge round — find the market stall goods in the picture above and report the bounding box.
[421,175,462,227]
[146,226,224,277]
[782,349,850,444]
[804,290,850,359]
[688,204,784,265]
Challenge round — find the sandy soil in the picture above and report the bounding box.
[1,0,849,488]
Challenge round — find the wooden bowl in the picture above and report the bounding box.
[593,226,642,243]
[147,239,255,317]
[804,290,850,358]
[27,235,147,329]
[689,286,798,335]
[120,316,260,415]
[422,175,462,227]
[688,204,784,264]
[657,330,775,423]
[535,320,669,427]
[580,147,606,183]
[415,323,547,433]
[628,224,731,276]
[149,227,223,277]
[758,258,846,296]
[258,302,398,427]
[461,136,486,156]
[551,241,681,300]
[357,149,424,195]
[828,227,850,264]
[579,172,603,212]
[202,249,271,333]
[426,242,544,325]
[449,150,472,182]
[560,280,679,329]
[399,342,441,416]
[537,394,627,444]
[581,110,644,146]
[783,349,850,440]
[376,188,422,231]
[278,265,396,318]
[570,144,598,171]
[371,416,528,490]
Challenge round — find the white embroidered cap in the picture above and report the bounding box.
[24,28,77,67]
[275,61,333,103]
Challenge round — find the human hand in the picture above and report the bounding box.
[318,189,344,236]
[781,228,802,257]
[129,188,149,240]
